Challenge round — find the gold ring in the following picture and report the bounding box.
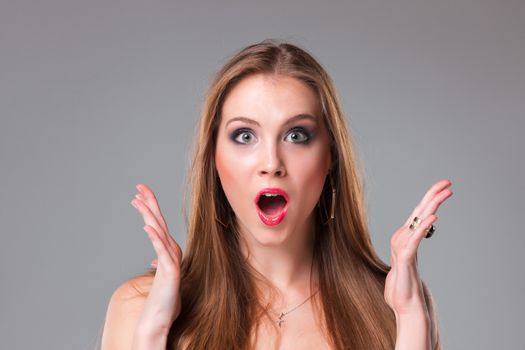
[425,224,436,239]
[409,216,422,230]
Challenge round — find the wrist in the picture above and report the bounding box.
[393,301,430,322]
[135,319,171,337]
[132,325,169,350]
[395,314,431,350]
[396,313,430,329]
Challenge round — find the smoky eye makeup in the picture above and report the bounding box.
[228,125,317,145]
[285,126,315,144]
[230,128,257,144]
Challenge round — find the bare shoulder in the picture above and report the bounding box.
[101,273,155,350]
[422,281,441,350]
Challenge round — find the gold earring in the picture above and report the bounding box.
[324,174,336,224]
[330,178,336,220]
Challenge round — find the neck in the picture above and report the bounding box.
[239,217,318,297]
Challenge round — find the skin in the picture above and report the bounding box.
[215,73,332,292]
[385,179,453,349]
[125,74,454,349]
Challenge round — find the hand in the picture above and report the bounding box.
[131,183,182,336]
[384,179,453,318]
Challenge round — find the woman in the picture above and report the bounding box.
[101,40,452,349]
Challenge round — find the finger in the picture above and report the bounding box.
[132,198,179,261]
[417,187,453,220]
[143,225,178,273]
[132,198,182,260]
[151,259,158,268]
[134,185,183,260]
[407,215,437,250]
[136,184,169,234]
[420,180,452,205]
[132,198,165,239]
[133,195,183,260]
[405,180,452,226]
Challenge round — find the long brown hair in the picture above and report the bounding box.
[137,39,440,349]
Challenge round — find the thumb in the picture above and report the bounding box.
[150,259,158,268]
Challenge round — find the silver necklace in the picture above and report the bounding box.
[275,290,319,328]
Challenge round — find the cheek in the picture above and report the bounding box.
[288,146,331,206]
[215,150,233,187]
[304,163,329,202]
[215,143,255,212]
[215,145,238,198]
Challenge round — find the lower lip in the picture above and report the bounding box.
[256,205,288,226]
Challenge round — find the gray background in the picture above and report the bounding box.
[1,0,523,349]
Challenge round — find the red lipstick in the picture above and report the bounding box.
[254,188,289,226]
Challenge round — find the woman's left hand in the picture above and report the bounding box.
[384,179,453,319]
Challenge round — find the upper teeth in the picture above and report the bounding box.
[263,193,279,197]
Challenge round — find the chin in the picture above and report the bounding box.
[237,219,292,248]
[252,231,290,247]
[252,219,299,247]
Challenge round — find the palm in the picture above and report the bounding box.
[384,180,453,317]
[131,183,183,331]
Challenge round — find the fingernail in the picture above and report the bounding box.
[131,200,138,209]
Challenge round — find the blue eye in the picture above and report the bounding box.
[230,127,312,145]
[285,127,311,144]
[231,129,256,144]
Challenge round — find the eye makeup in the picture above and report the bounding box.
[284,126,314,144]
[229,125,315,145]
[230,128,256,144]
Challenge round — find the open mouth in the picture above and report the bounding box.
[258,194,287,215]
[255,188,289,226]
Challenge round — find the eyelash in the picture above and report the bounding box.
[230,127,313,145]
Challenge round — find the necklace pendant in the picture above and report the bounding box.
[273,290,318,329]
[277,312,285,328]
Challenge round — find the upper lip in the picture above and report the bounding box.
[254,188,289,205]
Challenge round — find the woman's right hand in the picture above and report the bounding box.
[131,183,182,338]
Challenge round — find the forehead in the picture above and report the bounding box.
[221,73,321,120]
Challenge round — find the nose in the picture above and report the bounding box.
[258,143,286,177]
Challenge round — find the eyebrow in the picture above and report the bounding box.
[225,113,319,128]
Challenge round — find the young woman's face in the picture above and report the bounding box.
[215,73,332,247]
